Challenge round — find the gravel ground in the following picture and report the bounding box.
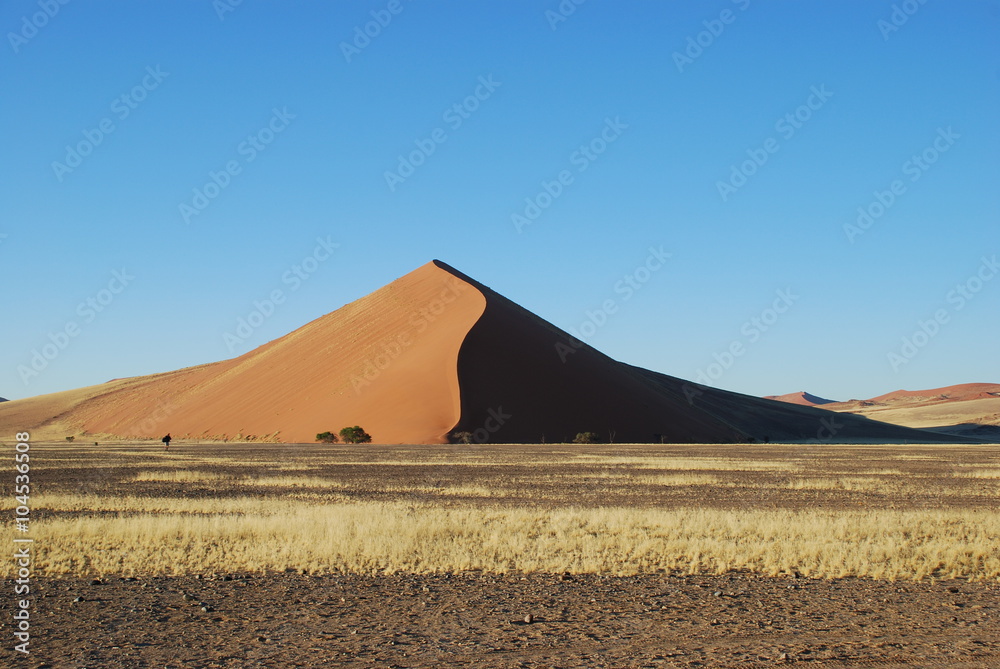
[3,572,999,668]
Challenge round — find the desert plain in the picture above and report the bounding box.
[2,438,999,668]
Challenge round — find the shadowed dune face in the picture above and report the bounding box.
[635,368,973,444]
[440,263,745,444]
[438,261,972,445]
[4,262,486,444]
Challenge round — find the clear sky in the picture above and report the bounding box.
[2,0,997,403]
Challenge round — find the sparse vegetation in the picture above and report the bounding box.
[65,436,74,442]
[8,496,999,580]
[452,431,474,444]
[4,442,998,581]
[573,431,601,444]
[339,426,372,444]
[315,431,339,443]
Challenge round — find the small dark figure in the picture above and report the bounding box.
[162,433,171,450]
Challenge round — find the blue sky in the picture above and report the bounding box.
[2,0,997,403]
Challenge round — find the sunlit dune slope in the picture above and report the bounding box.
[1,261,485,444]
[866,383,1000,405]
[763,391,837,407]
[821,383,1000,440]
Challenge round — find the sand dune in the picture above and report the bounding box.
[2,262,485,444]
[834,397,1000,429]
[0,261,982,444]
[763,391,836,407]
[443,264,742,444]
[864,383,1000,405]
[819,383,1000,440]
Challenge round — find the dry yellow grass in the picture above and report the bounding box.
[625,473,722,486]
[570,455,795,471]
[4,501,997,581]
[783,477,884,491]
[130,470,343,487]
[956,468,1000,479]
[7,442,998,581]
[24,493,292,515]
[543,471,721,487]
[131,470,231,482]
[243,475,347,488]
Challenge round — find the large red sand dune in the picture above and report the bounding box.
[0,261,979,444]
[2,262,485,444]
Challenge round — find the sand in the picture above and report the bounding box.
[0,262,987,445]
[763,391,836,406]
[865,383,1000,405]
[1,262,485,444]
[815,384,1000,440]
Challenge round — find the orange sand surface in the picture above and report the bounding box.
[1,261,485,444]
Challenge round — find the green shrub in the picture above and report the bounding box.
[572,432,601,444]
[339,426,372,444]
[452,431,474,444]
[315,431,339,443]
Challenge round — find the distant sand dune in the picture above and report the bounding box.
[822,384,1000,440]
[762,383,1000,441]
[865,383,1000,405]
[763,391,836,406]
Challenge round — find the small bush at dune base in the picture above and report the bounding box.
[452,431,474,444]
[573,432,601,444]
[339,426,372,444]
[315,432,339,444]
